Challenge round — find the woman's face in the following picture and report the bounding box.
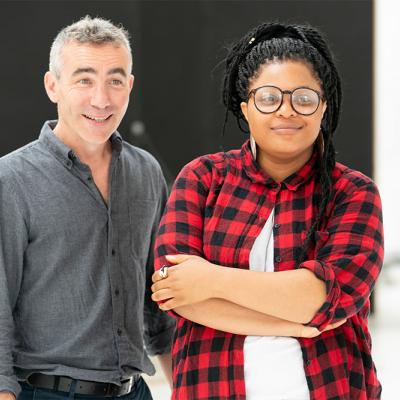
[240,60,327,167]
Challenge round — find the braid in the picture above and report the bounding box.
[221,22,342,265]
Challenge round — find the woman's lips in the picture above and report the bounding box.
[271,124,302,130]
[271,125,303,133]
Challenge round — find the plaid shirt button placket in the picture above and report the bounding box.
[155,140,383,400]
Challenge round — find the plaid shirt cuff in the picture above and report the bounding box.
[298,260,341,330]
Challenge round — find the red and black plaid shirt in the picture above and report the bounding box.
[155,140,383,400]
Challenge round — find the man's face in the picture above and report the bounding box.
[45,41,134,146]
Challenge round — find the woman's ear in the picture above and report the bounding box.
[322,101,327,115]
[240,101,249,122]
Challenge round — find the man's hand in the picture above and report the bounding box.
[298,319,347,338]
[0,392,16,400]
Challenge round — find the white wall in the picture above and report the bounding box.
[375,0,400,257]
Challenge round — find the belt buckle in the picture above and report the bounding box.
[118,376,135,397]
[125,376,134,393]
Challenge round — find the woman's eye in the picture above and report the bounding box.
[294,95,314,105]
[259,94,279,104]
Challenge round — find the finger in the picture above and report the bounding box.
[158,298,176,311]
[306,327,321,338]
[151,289,174,302]
[152,266,175,283]
[152,271,162,283]
[330,319,347,329]
[323,319,347,331]
[151,280,170,293]
[165,254,196,264]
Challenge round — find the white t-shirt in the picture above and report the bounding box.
[243,210,310,400]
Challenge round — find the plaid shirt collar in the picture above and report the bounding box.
[241,139,318,191]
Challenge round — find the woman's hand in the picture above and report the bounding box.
[298,319,347,338]
[151,254,216,310]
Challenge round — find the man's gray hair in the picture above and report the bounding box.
[49,15,132,78]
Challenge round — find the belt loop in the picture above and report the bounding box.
[68,380,77,399]
[54,376,60,391]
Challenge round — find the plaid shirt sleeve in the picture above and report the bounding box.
[154,157,213,292]
[300,173,384,331]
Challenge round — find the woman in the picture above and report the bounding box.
[152,22,383,400]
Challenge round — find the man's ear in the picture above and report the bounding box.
[129,74,134,92]
[44,71,59,104]
[240,101,249,122]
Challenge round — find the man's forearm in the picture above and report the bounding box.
[174,298,303,336]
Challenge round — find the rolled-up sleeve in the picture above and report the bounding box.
[300,179,383,331]
[0,175,27,396]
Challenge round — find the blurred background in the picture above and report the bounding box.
[0,0,398,398]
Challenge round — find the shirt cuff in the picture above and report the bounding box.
[298,259,341,330]
[145,322,175,356]
[0,375,21,398]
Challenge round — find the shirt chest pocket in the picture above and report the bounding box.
[128,199,158,260]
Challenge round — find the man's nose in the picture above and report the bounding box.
[90,84,111,109]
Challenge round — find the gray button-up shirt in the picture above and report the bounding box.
[0,121,175,396]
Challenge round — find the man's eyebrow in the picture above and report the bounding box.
[72,67,96,76]
[71,67,127,78]
[107,67,127,77]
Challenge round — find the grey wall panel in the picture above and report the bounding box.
[0,1,372,184]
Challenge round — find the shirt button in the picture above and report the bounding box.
[275,256,282,262]
[111,249,116,256]
[274,223,281,229]
[117,328,122,336]
[305,359,311,366]
[115,288,120,296]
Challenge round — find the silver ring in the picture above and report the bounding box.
[159,265,169,279]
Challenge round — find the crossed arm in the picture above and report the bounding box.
[151,161,383,338]
[151,254,344,338]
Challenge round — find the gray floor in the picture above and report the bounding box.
[144,268,400,400]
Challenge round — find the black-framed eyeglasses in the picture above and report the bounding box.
[248,85,323,116]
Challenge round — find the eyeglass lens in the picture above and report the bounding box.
[254,86,320,115]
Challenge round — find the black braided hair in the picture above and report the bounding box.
[221,22,342,264]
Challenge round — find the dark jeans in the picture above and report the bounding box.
[18,378,153,400]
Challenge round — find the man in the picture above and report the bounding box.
[0,16,174,400]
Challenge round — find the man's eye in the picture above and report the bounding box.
[111,79,123,86]
[78,79,91,85]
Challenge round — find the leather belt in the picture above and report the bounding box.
[25,373,140,397]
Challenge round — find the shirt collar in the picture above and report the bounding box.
[240,139,318,191]
[39,120,123,169]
